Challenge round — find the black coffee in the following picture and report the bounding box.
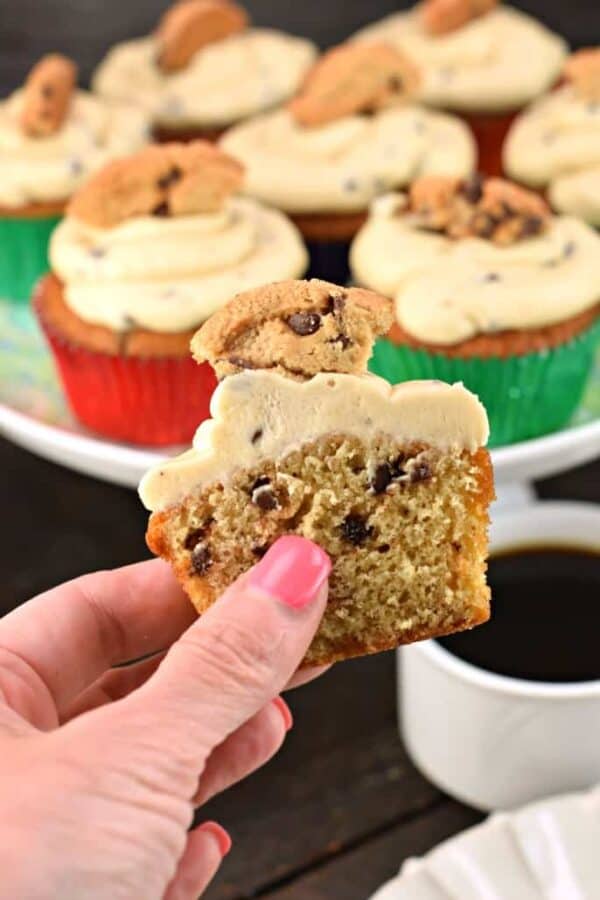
[437,547,600,683]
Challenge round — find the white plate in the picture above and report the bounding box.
[1,300,599,489]
[370,787,600,899]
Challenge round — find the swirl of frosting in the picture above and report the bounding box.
[353,5,566,113]
[49,197,308,333]
[504,85,600,226]
[0,90,149,208]
[351,199,600,343]
[93,29,316,129]
[220,107,475,214]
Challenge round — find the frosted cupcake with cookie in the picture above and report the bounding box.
[93,0,316,143]
[221,41,476,282]
[352,0,567,177]
[0,54,149,303]
[34,141,307,446]
[351,175,600,446]
[504,49,600,227]
[140,278,493,665]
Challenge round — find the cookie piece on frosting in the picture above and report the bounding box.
[140,278,492,667]
[67,141,243,227]
[156,0,248,73]
[422,0,497,36]
[563,48,600,101]
[192,278,394,379]
[408,174,549,245]
[20,54,78,138]
[289,43,420,128]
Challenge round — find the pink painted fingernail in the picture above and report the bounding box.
[248,535,331,609]
[273,696,294,731]
[199,821,232,857]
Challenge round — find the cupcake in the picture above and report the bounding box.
[0,54,149,303]
[92,0,316,143]
[221,41,476,283]
[351,175,600,446]
[352,0,567,178]
[504,49,600,227]
[140,279,492,666]
[34,141,308,446]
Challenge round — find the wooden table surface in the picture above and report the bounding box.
[1,436,598,899]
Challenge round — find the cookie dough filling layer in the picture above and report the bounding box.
[140,372,489,510]
[352,5,566,113]
[93,29,316,130]
[50,198,308,332]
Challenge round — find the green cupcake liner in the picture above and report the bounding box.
[369,320,600,448]
[0,214,62,304]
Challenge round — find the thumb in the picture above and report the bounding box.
[106,536,330,765]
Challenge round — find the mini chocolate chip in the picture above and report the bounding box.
[452,541,462,552]
[461,174,483,204]
[41,84,54,98]
[191,542,212,575]
[563,240,576,258]
[252,485,279,511]
[388,74,403,92]
[157,166,182,190]
[329,333,353,349]
[521,216,543,237]
[410,461,432,483]
[184,519,213,551]
[228,355,256,369]
[326,292,346,315]
[89,246,106,258]
[483,272,501,283]
[251,543,269,558]
[377,543,391,553]
[68,157,83,176]
[371,463,392,495]
[390,454,406,480]
[251,427,263,444]
[286,312,321,336]
[152,201,169,217]
[340,514,373,546]
[343,177,359,193]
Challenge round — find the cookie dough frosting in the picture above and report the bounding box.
[50,197,307,332]
[353,5,567,113]
[351,198,600,344]
[221,107,475,214]
[0,91,149,208]
[139,371,489,510]
[93,29,316,130]
[504,86,600,226]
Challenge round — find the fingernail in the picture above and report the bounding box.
[248,535,331,609]
[272,696,293,731]
[199,821,232,857]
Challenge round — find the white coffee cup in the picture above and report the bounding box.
[399,501,600,811]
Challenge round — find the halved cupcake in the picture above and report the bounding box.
[93,0,316,143]
[0,54,149,303]
[140,278,493,666]
[34,141,307,446]
[504,48,600,227]
[221,41,476,283]
[352,1,567,177]
[351,175,600,446]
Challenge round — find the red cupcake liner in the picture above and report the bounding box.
[35,301,218,447]
[461,109,519,178]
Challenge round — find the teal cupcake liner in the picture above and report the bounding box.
[369,320,600,448]
[0,214,62,304]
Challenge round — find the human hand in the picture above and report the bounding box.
[0,535,330,899]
